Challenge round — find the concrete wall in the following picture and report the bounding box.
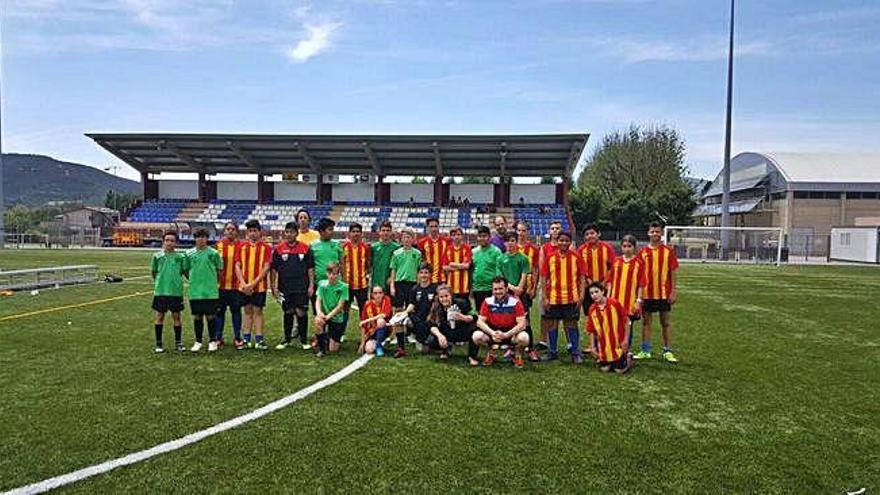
[274,182,317,202]
[158,180,199,199]
[391,184,433,203]
[217,181,258,200]
[332,183,374,202]
[509,184,556,204]
[449,184,493,204]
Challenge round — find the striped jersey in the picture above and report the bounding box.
[586,297,628,363]
[607,256,647,315]
[639,244,679,300]
[235,240,272,293]
[417,235,450,284]
[578,241,616,283]
[214,238,241,291]
[342,240,371,290]
[517,242,539,290]
[441,243,473,295]
[361,295,392,335]
[541,250,586,305]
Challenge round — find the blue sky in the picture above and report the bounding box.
[3,0,879,181]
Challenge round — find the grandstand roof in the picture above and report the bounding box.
[87,133,589,178]
[703,151,880,197]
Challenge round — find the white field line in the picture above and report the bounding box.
[3,354,374,495]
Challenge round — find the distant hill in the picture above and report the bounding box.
[2,153,140,207]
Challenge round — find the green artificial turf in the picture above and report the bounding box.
[1,249,878,493]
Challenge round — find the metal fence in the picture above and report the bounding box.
[4,229,103,249]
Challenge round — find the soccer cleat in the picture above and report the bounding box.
[217,338,226,349]
[246,341,255,350]
[503,349,514,362]
[315,350,325,358]
[633,350,652,360]
[571,353,584,365]
[542,352,558,362]
[535,341,548,351]
[175,343,186,352]
[513,355,525,368]
[275,340,290,350]
[528,349,540,362]
[301,343,312,350]
[234,339,245,350]
[483,350,498,367]
[375,346,385,357]
[394,348,407,359]
[468,357,480,367]
[190,342,203,353]
[254,341,268,351]
[207,341,219,352]
[439,351,449,361]
[154,346,165,354]
[407,333,417,344]
[663,351,679,363]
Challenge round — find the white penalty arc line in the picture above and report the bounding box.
[4,354,374,495]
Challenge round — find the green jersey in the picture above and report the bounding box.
[472,244,503,292]
[151,250,189,297]
[390,246,421,282]
[311,239,344,282]
[317,279,349,323]
[500,251,531,288]
[370,240,401,290]
[186,246,223,299]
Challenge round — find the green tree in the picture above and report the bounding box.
[540,176,556,184]
[461,176,494,184]
[411,176,429,184]
[104,190,141,210]
[572,124,696,231]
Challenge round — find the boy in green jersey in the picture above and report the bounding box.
[471,225,503,311]
[151,231,189,353]
[186,228,223,353]
[389,228,422,356]
[370,221,400,292]
[314,262,349,356]
[500,231,538,361]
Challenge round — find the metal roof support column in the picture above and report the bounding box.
[198,172,207,203]
[434,177,443,207]
[374,175,384,205]
[257,174,265,204]
[316,174,324,205]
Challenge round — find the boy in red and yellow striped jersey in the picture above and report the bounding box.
[577,224,616,315]
[441,226,472,299]
[586,282,632,374]
[636,222,680,363]
[536,219,563,350]
[342,222,371,335]
[214,222,243,348]
[417,217,450,284]
[540,231,587,364]
[605,235,646,359]
[234,219,272,350]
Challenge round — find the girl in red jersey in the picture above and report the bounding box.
[359,286,392,357]
[586,282,632,374]
[605,235,646,360]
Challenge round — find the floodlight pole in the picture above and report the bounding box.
[720,0,735,259]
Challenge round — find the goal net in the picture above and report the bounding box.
[663,226,784,265]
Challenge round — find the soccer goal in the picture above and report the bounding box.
[664,226,784,265]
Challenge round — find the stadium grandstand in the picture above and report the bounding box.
[87,133,586,245]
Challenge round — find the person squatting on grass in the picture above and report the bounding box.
[636,222,680,363]
[359,286,392,356]
[270,221,315,350]
[425,284,479,364]
[540,231,587,364]
[151,230,189,353]
[235,219,272,350]
[314,262,349,357]
[214,222,243,348]
[473,276,529,368]
[605,234,646,361]
[395,263,437,352]
[389,228,422,358]
[585,281,632,374]
[186,228,223,353]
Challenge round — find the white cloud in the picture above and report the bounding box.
[287,21,343,63]
[589,36,772,63]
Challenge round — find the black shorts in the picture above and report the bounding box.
[393,281,415,308]
[190,298,218,316]
[327,320,346,342]
[544,303,579,321]
[410,317,432,344]
[629,313,641,322]
[440,323,476,344]
[472,290,492,309]
[518,293,532,310]
[642,299,672,313]
[242,292,267,308]
[281,292,310,313]
[152,295,184,313]
[349,288,369,309]
[600,355,629,371]
[218,289,242,313]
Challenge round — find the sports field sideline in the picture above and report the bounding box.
[1,249,877,493]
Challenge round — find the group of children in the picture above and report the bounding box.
[151,209,680,372]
